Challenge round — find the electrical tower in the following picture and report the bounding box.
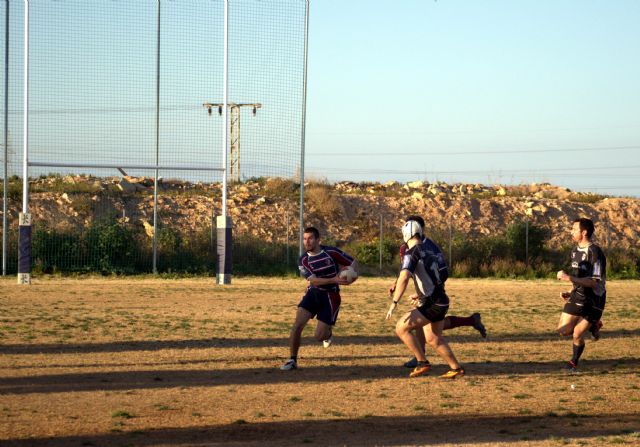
[203,102,261,182]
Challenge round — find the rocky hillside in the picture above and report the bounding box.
[3,175,639,249]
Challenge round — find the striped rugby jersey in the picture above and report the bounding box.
[298,245,354,292]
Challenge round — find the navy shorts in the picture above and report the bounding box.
[298,288,341,326]
[416,291,449,323]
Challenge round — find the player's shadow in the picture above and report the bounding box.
[1,328,640,354]
[1,358,638,395]
[1,413,637,446]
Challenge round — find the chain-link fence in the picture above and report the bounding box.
[1,0,308,276]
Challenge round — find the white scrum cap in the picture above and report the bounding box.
[402,220,423,243]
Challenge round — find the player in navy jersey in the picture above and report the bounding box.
[556,217,606,372]
[280,226,358,371]
[389,215,486,369]
[386,221,464,379]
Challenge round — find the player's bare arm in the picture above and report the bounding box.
[307,275,350,287]
[556,270,599,289]
[386,269,411,320]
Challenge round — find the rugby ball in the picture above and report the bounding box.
[339,267,358,283]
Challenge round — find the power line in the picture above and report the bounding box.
[308,145,640,157]
[307,165,640,176]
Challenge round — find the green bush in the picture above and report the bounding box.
[345,238,397,267]
[607,248,639,279]
[505,220,547,261]
[85,220,139,274]
[32,229,84,273]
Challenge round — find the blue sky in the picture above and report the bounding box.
[305,0,640,197]
[1,0,638,197]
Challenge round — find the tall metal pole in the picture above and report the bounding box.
[2,0,8,276]
[214,0,232,285]
[18,0,30,284]
[298,0,309,257]
[152,0,160,274]
[21,0,27,214]
[222,0,228,217]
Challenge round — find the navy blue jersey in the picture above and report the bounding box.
[400,236,449,282]
[401,242,448,305]
[298,245,354,292]
[571,243,606,300]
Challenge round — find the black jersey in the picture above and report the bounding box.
[570,243,606,302]
[401,242,448,305]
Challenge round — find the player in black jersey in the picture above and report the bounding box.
[386,221,464,379]
[556,218,606,372]
[389,216,486,368]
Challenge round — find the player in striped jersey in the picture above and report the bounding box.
[280,227,357,371]
[556,217,606,372]
[390,216,486,369]
[386,221,465,379]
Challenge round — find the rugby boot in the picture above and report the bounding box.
[280,358,297,371]
[409,362,431,378]
[439,368,465,379]
[563,360,578,373]
[404,357,418,368]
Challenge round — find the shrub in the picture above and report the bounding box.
[505,220,547,261]
[85,220,139,273]
[305,182,343,217]
[32,229,84,273]
[607,248,639,279]
[344,238,397,268]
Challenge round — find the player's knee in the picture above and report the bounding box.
[314,328,330,341]
[395,320,409,337]
[426,335,442,348]
[292,322,306,335]
[557,325,571,336]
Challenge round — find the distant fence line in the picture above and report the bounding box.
[1,188,636,279]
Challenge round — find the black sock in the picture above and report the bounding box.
[291,356,297,361]
[571,343,585,365]
[417,360,429,366]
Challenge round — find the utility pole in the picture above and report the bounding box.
[203,102,261,182]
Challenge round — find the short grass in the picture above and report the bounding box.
[0,277,639,446]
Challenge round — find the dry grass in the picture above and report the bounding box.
[0,277,639,446]
[305,182,344,218]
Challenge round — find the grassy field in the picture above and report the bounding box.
[0,276,639,447]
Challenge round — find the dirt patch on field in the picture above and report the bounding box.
[1,277,639,446]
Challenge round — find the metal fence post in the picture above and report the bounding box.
[286,207,290,269]
[525,217,529,268]
[448,217,452,270]
[379,213,383,275]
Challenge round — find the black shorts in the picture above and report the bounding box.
[416,293,449,323]
[563,301,589,318]
[587,293,606,323]
[563,292,606,322]
[298,288,341,326]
